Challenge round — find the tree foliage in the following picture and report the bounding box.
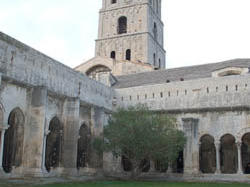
[94,104,186,178]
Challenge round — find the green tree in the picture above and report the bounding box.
[94,104,186,178]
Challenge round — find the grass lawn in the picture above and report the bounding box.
[1,181,250,187]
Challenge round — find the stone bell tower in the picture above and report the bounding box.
[96,0,166,69]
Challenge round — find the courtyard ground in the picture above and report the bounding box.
[0,181,250,187]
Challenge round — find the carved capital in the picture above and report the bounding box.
[215,141,221,149]
[236,141,242,149]
[45,130,51,136]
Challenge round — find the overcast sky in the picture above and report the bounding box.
[0,0,250,69]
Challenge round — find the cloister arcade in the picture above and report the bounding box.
[0,104,250,176]
[199,133,250,174]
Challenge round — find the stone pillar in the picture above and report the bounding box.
[215,141,221,174]
[149,160,156,172]
[167,162,173,174]
[237,141,243,175]
[41,129,50,173]
[0,130,5,168]
[182,118,199,175]
[23,86,47,176]
[90,106,106,169]
[62,98,80,175]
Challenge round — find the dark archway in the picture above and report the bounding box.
[242,133,250,174]
[2,108,25,173]
[77,124,91,169]
[199,135,216,173]
[220,134,237,174]
[118,16,127,34]
[45,117,63,172]
[126,49,131,61]
[172,151,184,173]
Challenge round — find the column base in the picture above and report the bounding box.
[237,171,243,175]
[215,170,221,174]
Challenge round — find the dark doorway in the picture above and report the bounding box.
[199,135,216,173]
[2,108,24,173]
[77,124,91,169]
[45,117,63,172]
[220,134,237,174]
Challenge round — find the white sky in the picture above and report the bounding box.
[0,0,250,69]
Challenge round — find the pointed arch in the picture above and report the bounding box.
[77,123,91,169]
[45,116,63,172]
[2,107,25,173]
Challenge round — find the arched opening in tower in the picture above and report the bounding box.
[110,51,116,59]
[199,134,216,173]
[2,108,24,173]
[45,117,63,172]
[220,134,237,174]
[126,49,131,61]
[241,133,250,174]
[118,16,127,34]
[77,123,91,170]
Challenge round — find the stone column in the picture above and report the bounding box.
[167,162,173,174]
[62,98,80,175]
[90,106,105,169]
[149,160,156,172]
[0,130,5,168]
[237,141,243,175]
[182,118,199,175]
[215,141,221,174]
[41,129,50,172]
[23,86,47,176]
